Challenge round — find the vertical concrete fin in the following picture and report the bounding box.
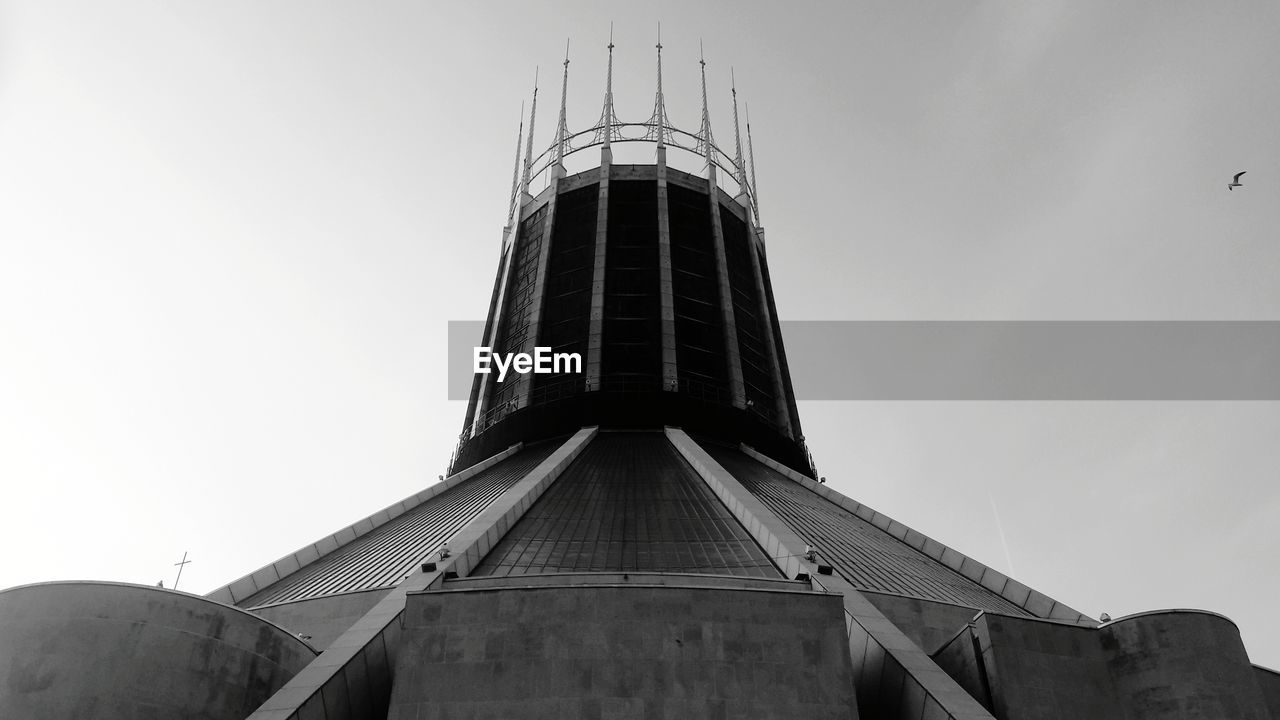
[706,182,747,407]
[517,174,565,409]
[584,145,611,388]
[745,227,794,436]
[745,104,762,227]
[656,147,678,390]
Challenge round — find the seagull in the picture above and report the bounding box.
[1229,171,1246,191]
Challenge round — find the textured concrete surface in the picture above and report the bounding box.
[1103,610,1270,720]
[862,592,984,655]
[389,583,857,719]
[1255,665,1280,718]
[931,625,992,711]
[933,610,1275,720]
[252,589,387,651]
[0,581,314,720]
[976,613,1120,719]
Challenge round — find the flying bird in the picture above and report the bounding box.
[1229,171,1246,191]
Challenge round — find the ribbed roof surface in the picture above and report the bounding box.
[241,444,556,607]
[707,445,1034,616]
[471,433,781,578]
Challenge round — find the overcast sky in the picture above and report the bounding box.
[2,2,1278,666]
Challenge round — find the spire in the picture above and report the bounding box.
[746,104,761,225]
[504,102,524,237]
[695,41,716,164]
[730,68,749,198]
[594,25,620,150]
[519,69,538,201]
[645,22,671,147]
[552,39,571,177]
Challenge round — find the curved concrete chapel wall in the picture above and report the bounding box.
[1102,610,1270,719]
[932,609,1275,720]
[0,581,316,720]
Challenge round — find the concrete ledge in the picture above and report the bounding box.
[740,443,1095,627]
[207,443,523,606]
[438,571,812,593]
[1099,607,1239,629]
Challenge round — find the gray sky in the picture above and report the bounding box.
[2,2,1279,666]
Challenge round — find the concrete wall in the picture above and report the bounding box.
[1102,610,1270,720]
[975,613,1121,720]
[389,582,858,719]
[1254,665,1280,719]
[0,581,315,720]
[251,589,387,651]
[931,610,1276,720]
[862,591,984,654]
[931,626,991,711]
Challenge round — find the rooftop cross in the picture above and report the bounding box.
[172,551,191,591]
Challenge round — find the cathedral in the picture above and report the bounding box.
[2,38,1277,720]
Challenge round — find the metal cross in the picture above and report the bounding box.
[173,551,191,591]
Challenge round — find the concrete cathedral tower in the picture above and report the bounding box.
[3,36,1278,720]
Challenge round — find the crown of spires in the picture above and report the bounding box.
[694,41,716,161]
[504,101,524,235]
[746,104,761,226]
[552,40,571,173]
[593,26,621,148]
[509,34,762,224]
[644,23,672,147]
[730,69,750,199]
[519,68,539,201]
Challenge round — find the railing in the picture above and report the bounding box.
[527,121,748,200]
